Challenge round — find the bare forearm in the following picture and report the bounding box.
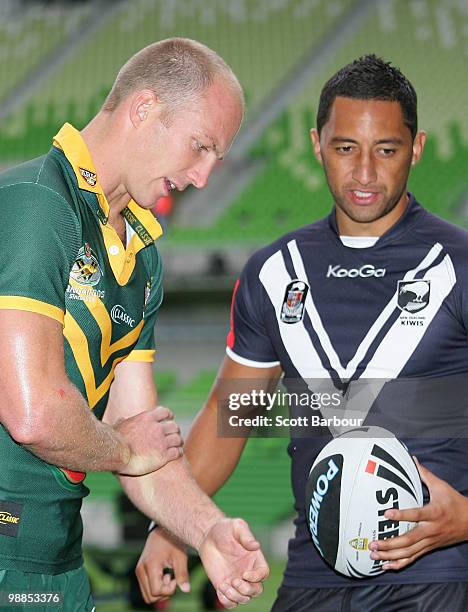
[184,403,247,496]
[119,456,224,550]
[21,382,130,473]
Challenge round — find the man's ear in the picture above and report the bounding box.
[411,130,427,166]
[129,90,159,128]
[310,128,323,165]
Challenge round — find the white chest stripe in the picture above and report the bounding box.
[361,255,456,378]
[259,251,330,379]
[260,240,450,384]
[287,240,447,381]
[260,240,454,436]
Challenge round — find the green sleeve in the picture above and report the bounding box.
[0,183,81,322]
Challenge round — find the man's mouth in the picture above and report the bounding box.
[349,190,380,205]
[164,178,176,193]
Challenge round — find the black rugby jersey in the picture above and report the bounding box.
[227,195,468,587]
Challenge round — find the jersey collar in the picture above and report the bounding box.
[53,122,162,243]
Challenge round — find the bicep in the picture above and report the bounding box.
[103,360,157,425]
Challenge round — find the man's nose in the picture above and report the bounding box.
[352,151,377,186]
[187,156,218,189]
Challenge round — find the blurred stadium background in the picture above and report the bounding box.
[1,0,468,609]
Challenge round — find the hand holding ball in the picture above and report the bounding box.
[305,426,423,578]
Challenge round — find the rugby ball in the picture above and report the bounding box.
[305,426,423,578]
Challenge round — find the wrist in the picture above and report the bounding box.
[193,509,225,551]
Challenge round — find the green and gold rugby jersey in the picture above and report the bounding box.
[0,123,163,573]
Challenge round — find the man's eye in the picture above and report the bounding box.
[196,142,209,152]
[379,148,397,156]
[336,146,353,153]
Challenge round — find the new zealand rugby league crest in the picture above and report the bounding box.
[70,243,102,286]
[280,280,309,324]
[397,280,430,313]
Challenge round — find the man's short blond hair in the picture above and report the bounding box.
[103,37,244,115]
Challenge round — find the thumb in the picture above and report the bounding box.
[233,518,260,551]
[174,554,190,593]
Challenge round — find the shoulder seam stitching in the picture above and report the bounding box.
[35,156,47,183]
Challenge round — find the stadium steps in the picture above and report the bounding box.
[0,0,352,162]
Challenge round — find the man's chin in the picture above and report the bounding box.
[340,203,384,226]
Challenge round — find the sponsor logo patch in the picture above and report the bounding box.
[111,304,135,328]
[280,280,309,324]
[327,264,385,278]
[79,167,97,186]
[0,500,22,537]
[349,537,368,551]
[70,243,102,287]
[398,280,430,313]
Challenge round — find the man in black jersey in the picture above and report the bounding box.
[137,55,468,611]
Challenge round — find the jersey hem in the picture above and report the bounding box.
[282,568,468,588]
[226,347,280,368]
[0,553,83,575]
[0,296,64,324]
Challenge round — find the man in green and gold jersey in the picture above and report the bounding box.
[0,38,268,611]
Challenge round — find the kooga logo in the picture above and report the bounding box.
[327,264,386,278]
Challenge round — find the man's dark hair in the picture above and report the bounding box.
[316,54,417,139]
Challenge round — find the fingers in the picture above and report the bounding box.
[166,446,184,461]
[162,420,180,435]
[217,590,238,609]
[136,561,178,603]
[135,560,152,603]
[242,562,270,583]
[232,577,264,598]
[162,422,183,449]
[164,431,183,449]
[162,418,184,462]
[370,523,428,553]
[383,506,425,523]
[152,405,174,422]
[382,555,417,571]
[173,552,191,593]
[371,535,433,560]
[217,581,250,607]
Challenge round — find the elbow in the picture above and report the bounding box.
[3,398,50,447]
[7,416,46,446]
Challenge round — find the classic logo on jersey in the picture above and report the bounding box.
[0,500,22,537]
[111,304,135,328]
[327,264,385,278]
[70,243,102,286]
[349,537,368,551]
[79,167,97,186]
[398,280,430,313]
[281,280,309,324]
